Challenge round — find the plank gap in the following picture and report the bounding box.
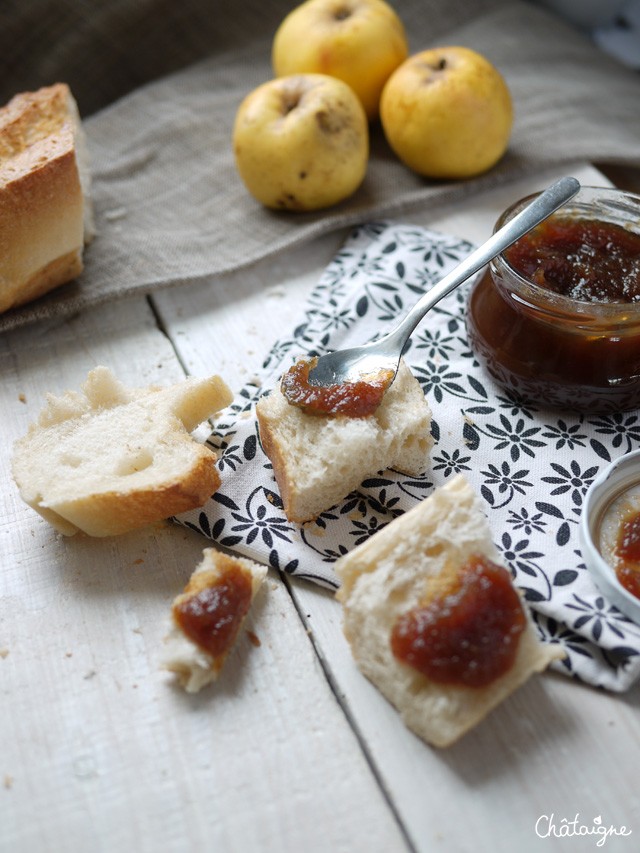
[279,572,417,853]
[146,295,190,377]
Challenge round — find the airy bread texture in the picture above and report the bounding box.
[163,548,268,693]
[256,359,433,522]
[11,366,232,537]
[335,475,564,748]
[0,83,94,314]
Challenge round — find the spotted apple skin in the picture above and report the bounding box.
[233,74,368,211]
[380,46,513,180]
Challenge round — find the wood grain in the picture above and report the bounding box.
[1,299,407,853]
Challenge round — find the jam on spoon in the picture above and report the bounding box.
[281,356,394,417]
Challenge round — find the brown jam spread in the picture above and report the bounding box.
[280,357,394,417]
[613,510,640,599]
[173,564,253,658]
[390,556,526,688]
[504,216,640,303]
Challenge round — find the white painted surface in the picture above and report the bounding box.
[2,163,638,853]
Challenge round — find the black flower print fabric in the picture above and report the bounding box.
[176,221,640,691]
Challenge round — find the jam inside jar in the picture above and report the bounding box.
[466,186,640,413]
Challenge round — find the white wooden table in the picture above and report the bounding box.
[2,163,638,853]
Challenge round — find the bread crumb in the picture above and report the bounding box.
[267,286,286,298]
[104,207,128,221]
[246,630,261,647]
[0,648,8,659]
[65,651,73,658]
[132,558,144,565]
[4,775,13,790]
[18,393,26,403]
[83,670,96,680]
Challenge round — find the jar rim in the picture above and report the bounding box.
[493,185,640,319]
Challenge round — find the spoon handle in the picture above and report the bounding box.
[388,176,581,349]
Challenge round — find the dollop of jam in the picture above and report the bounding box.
[504,215,640,303]
[173,564,253,658]
[613,510,640,599]
[390,556,526,688]
[280,357,394,417]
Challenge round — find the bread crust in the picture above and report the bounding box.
[0,83,90,314]
[11,367,233,537]
[51,450,221,537]
[255,409,298,519]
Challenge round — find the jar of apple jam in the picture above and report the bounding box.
[466,186,640,413]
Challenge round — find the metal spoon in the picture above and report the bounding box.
[306,176,580,388]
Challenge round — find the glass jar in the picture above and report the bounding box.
[466,185,640,413]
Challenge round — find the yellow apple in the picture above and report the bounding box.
[232,74,368,211]
[272,0,408,121]
[380,46,513,180]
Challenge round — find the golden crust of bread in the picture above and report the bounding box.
[11,367,233,537]
[0,83,88,314]
[52,449,222,537]
[255,405,300,520]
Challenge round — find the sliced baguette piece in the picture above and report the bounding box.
[0,82,94,315]
[11,366,233,537]
[335,475,564,748]
[256,358,433,522]
[163,548,268,693]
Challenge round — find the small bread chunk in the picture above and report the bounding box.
[256,359,432,522]
[11,366,233,537]
[163,548,268,693]
[0,83,94,314]
[335,475,564,748]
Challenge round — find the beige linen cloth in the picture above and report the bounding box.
[1,0,639,332]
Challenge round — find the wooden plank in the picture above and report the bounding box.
[151,163,640,852]
[0,298,409,852]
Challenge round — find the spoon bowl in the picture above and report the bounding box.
[307,176,581,388]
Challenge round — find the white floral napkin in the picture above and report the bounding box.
[176,221,640,692]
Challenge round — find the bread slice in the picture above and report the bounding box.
[0,83,94,314]
[11,366,233,537]
[163,548,268,693]
[335,475,564,748]
[256,359,433,522]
